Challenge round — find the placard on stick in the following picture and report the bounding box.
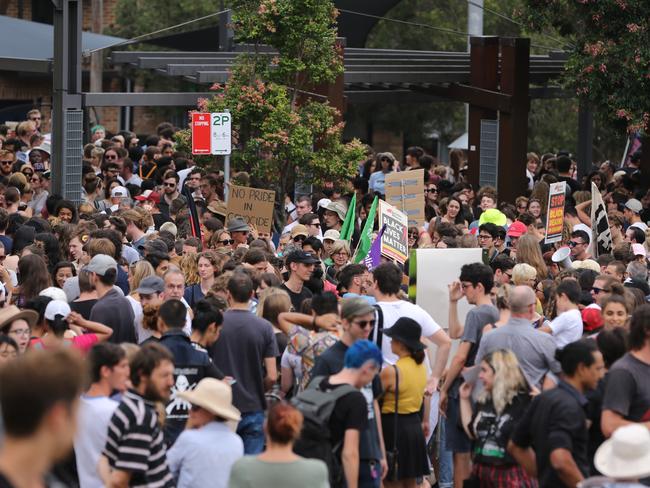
[226,184,276,234]
[378,200,409,263]
[544,181,566,244]
[385,169,425,227]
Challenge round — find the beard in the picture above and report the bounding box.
[143,380,169,403]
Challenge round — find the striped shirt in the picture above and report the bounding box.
[103,390,174,488]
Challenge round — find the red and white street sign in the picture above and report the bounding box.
[191,113,211,155]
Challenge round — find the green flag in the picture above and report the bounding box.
[353,196,379,263]
[339,193,357,241]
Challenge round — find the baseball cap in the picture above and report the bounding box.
[581,306,603,333]
[323,229,340,241]
[111,186,129,198]
[317,198,332,210]
[291,224,308,239]
[632,243,647,257]
[44,300,71,321]
[84,254,118,276]
[506,221,527,238]
[134,189,160,204]
[285,250,320,266]
[341,297,375,321]
[39,287,68,302]
[625,198,642,214]
[135,276,165,295]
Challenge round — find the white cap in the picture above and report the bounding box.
[39,287,68,303]
[595,424,650,479]
[111,186,129,198]
[632,243,647,257]
[44,300,71,321]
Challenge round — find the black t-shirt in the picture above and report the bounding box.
[319,377,368,450]
[0,473,13,488]
[511,381,589,488]
[470,392,531,466]
[69,299,98,320]
[557,176,580,195]
[281,283,313,312]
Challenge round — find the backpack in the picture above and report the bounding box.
[291,376,357,487]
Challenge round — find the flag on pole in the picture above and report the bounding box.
[339,193,357,242]
[363,225,386,271]
[590,182,611,257]
[353,196,379,263]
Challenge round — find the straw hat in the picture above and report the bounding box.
[594,424,650,479]
[178,378,241,422]
[0,305,38,331]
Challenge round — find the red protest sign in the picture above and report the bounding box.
[191,113,211,155]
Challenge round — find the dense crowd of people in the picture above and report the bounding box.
[0,113,649,488]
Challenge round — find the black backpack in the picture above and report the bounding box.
[292,377,357,487]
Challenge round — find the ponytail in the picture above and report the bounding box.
[411,349,425,365]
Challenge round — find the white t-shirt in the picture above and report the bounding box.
[74,395,118,488]
[549,308,583,348]
[374,300,441,365]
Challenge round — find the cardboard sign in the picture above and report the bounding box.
[544,181,566,244]
[385,169,425,227]
[226,184,276,233]
[378,200,409,263]
[191,113,211,155]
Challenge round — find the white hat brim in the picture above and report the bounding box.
[594,437,650,479]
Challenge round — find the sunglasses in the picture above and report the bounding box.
[220,239,235,245]
[293,235,306,242]
[105,154,118,159]
[424,188,438,193]
[592,287,610,294]
[409,233,419,239]
[568,241,584,248]
[0,161,12,166]
[352,319,376,329]
[163,182,176,187]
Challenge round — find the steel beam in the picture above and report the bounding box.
[0,57,52,73]
[83,92,214,106]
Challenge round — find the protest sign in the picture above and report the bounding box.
[378,200,408,263]
[544,181,566,244]
[385,169,425,227]
[226,184,276,233]
[591,182,612,257]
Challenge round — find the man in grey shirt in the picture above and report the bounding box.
[476,286,560,389]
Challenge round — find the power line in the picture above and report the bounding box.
[82,8,233,56]
[338,7,562,52]
[466,0,571,49]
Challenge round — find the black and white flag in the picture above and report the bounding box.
[591,182,612,257]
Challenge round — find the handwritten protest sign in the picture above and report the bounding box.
[226,184,276,234]
[544,181,566,244]
[385,169,425,227]
[378,200,409,263]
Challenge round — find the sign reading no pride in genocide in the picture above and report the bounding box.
[544,181,566,244]
[378,200,409,263]
[226,184,276,234]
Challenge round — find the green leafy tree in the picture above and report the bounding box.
[175,0,365,214]
[519,0,650,133]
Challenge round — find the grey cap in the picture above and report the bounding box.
[341,297,375,321]
[140,239,168,255]
[84,254,118,276]
[135,276,165,295]
[625,198,642,214]
[227,217,250,233]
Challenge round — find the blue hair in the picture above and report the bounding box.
[344,340,383,369]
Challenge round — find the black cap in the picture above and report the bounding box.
[384,317,424,352]
[285,250,320,265]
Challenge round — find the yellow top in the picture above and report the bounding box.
[381,356,427,414]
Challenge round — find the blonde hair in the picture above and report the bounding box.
[516,234,548,279]
[330,239,351,258]
[495,284,513,310]
[129,260,155,294]
[479,349,528,414]
[180,252,200,285]
[512,263,537,286]
[257,287,291,326]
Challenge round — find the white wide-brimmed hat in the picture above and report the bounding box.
[178,378,241,422]
[594,424,650,479]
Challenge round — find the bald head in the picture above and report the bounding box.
[509,286,536,315]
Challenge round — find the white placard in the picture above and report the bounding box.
[210,112,232,155]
